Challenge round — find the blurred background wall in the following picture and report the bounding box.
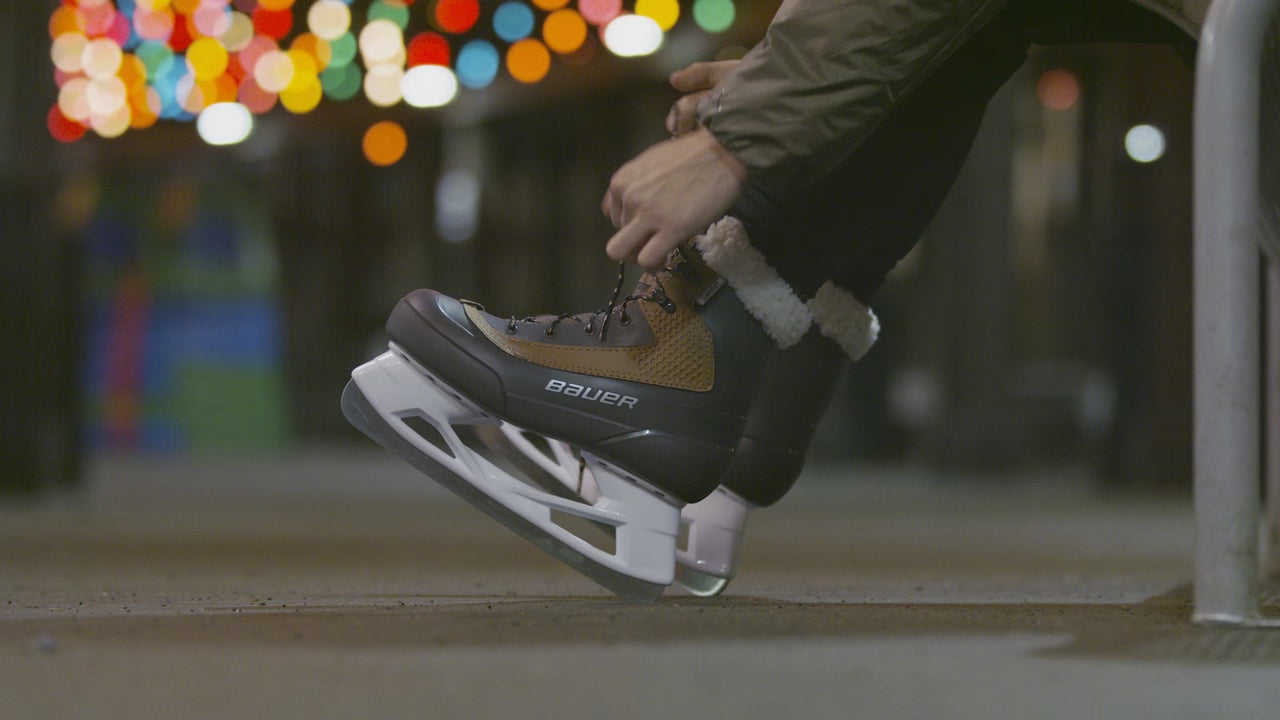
[0,1,1195,495]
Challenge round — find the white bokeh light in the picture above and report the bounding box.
[402,65,458,108]
[1124,124,1166,163]
[198,102,254,146]
[602,14,664,57]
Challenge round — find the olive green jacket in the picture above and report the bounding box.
[698,0,1208,196]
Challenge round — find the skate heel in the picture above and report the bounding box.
[674,487,752,597]
[344,349,679,599]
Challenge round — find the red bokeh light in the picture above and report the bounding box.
[435,0,480,34]
[252,7,294,41]
[407,32,450,67]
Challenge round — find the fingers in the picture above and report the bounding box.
[636,231,678,269]
[605,218,653,263]
[669,60,739,91]
[665,93,706,136]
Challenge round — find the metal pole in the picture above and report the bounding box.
[1267,262,1280,575]
[1192,0,1275,625]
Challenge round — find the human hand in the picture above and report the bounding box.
[602,128,748,268]
[665,60,740,136]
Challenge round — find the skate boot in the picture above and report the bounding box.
[342,239,790,599]
[485,321,848,597]
[425,218,877,597]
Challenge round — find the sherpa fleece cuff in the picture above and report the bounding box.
[694,216,812,348]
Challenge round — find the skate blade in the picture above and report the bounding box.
[674,566,731,597]
[342,353,674,601]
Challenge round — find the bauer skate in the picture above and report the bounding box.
[342,242,780,599]
[478,324,847,596]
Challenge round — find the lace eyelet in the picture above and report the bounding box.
[545,327,555,337]
[506,320,518,334]
[584,324,595,335]
[619,314,631,326]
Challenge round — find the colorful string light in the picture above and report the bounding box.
[47,0,739,162]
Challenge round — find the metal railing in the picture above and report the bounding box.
[1193,0,1280,625]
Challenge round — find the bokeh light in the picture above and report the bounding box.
[221,12,255,51]
[307,0,352,41]
[1037,69,1080,111]
[253,50,294,93]
[402,64,458,108]
[46,0,736,142]
[407,32,450,67]
[197,101,254,145]
[363,120,408,166]
[635,0,679,31]
[364,63,405,106]
[506,37,550,84]
[329,33,358,67]
[369,0,411,30]
[1125,124,1166,163]
[252,7,293,40]
[50,6,87,39]
[48,105,88,143]
[692,0,735,33]
[603,14,663,57]
[435,0,480,34]
[359,19,404,65]
[186,36,229,80]
[493,2,535,42]
[543,9,587,55]
[456,39,498,89]
[82,37,124,79]
[321,63,362,101]
[579,0,622,26]
[52,32,89,74]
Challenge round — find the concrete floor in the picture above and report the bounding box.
[2,452,1279,719]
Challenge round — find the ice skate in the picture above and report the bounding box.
[343,238,785,599]
[481,324,847,597]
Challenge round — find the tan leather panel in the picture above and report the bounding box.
[466,302,715,392]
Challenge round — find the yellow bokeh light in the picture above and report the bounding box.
[281,77,323,114]
[285,49,318,90]
[258,0,296,11]
[171,0,202,15]
[291,33,333,71]
[187,37,229,81]
[636,0,680,31]
[506,38,551,84]
[531,0,570,10]
[136,0,173,10]
[543,9,587,54]
[363,120,408,166]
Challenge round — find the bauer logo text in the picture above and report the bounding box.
[544,379,638,410]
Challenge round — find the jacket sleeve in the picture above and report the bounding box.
[697,0,1009,197]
